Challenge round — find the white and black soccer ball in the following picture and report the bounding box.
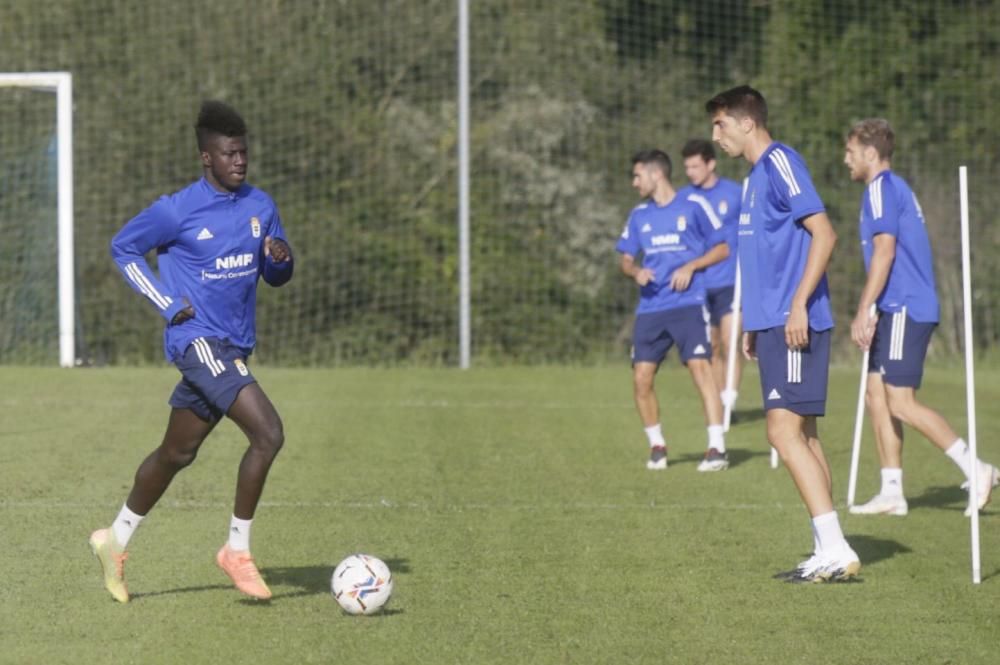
[331,554,393,615]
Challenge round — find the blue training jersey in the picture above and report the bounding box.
[738,142,834,332]
[110,177,293,362]
[616,192,728,314]
[859,170,939,323]
[677,177,741,289]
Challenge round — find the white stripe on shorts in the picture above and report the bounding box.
[889,308,907,361]
[193,337,225,376]
[786,347,802,384]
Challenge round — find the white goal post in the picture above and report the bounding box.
[0,72,74,367]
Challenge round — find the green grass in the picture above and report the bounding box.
[1,364,998,664]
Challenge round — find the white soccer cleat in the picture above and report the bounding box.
[964,464,1000,516]
[779,546,861,583]
[646,445,667,470]
[849,493,908,516]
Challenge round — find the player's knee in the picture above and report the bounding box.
[160,445,198,470]
[885,391,915,424]
[252,419,285,457]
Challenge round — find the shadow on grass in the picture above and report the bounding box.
[669,447,770,469]
[132,557,410,607]
[729,407,766,426]
[907,484,966,512]
[847,534,912,567]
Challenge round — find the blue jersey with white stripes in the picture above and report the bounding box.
[616,192,728,314]
[738,142,833,332]
[859,170,939,323]
[677,177,741,289]
[110,177,293,362]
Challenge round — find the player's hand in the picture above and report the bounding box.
[850,307,877,350]
[634,267,656,287]
[784,305,809,349]
[171,297,195,325]
[669,263,695,292]
[742,331,757,361]
[264,236,291,263]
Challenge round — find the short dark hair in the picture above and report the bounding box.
[705,85,768,129]
[681,139,716,162]
[847,118,895,161]
[195,100,247,150]
[631,149,672,180]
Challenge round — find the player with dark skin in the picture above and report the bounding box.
[91,101,294,603]
[128,133,290,523]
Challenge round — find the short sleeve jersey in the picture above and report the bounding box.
[677,177,741,289]
[738,142,834,332]
[859,170,939,322]
[616,193,728,314]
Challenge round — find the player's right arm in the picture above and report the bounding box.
[616,211,654,286]
[109,198,191,324]
[851,234,894,349]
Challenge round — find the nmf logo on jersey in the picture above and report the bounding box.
[216,253,255,270]
[650,234,680,246]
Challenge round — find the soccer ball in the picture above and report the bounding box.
[331,554,393,615]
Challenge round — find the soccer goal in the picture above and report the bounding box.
[0,72,74,367]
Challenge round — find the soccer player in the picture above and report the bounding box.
[677,139,744,417]
[617,149,731,472]
[844,118,998,517]
[89,101,293,602]
[706,86,860,582]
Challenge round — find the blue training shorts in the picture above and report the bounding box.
[169,337,257,421]
[705,285,736,327]
[631,305,712,365]
[868,311,936,389]
[755,326,831,416]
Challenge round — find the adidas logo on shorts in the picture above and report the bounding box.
[693,344,706,355]
[768,388,782,400]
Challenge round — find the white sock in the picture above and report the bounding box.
[945,439,973,479]
[228,515,253,551]
[707,424,725,453]
[644,424,665,448]
[880,468,904,497]
[720,389,738,408]
[112,503,145,549]
[812,511,847,554]
[811,522,820,555]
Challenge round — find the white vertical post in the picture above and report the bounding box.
[0,72,75,367]
[56,73,75,368]
[456,0,471,369]
[847,304,877,507]
[959,165,981,584]
[723,264,740,432]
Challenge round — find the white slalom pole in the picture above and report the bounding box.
[959,166,981,584]
[847,304,877,507]
[723,266,741,432]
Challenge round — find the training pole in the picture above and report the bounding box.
[723,266,741,432]
[847,304,877,507]
[959,166,982,584]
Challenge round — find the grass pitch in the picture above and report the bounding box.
[0,363,997,664]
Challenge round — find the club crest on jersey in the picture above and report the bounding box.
[718,200,728,215]
[250,217,261,238]
[676,216,686,231]
[234,358,249,377]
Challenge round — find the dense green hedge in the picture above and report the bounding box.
[1,0,997,365]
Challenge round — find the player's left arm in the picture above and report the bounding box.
[851,234,895,349]
[787,212,837,349]
[261,208,294,287]
[670,198,729,291]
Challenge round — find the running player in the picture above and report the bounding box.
[89,101,293,602]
